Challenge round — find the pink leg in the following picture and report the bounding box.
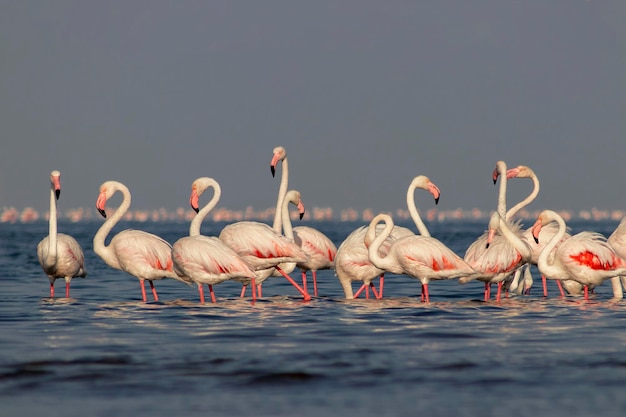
[484,282,490,301]
[496,282,503,301]
[257,284,263,298]
[379,275,384,298]
[365,285,370,299]
[556,280,565,297]
[65,282,70,298]
[251,278,257,302]
[312,270,319,297]
[198,284,205,303]
[301,271,308,294]
[422,284,430,303]
[274,266,311,301]
[208,284,216,303]
[149,281,158,301]
[50,282,55,298]
[354,283,366,298]
[369,282,381,299]
[584,285,589,300]
[140,280,148,302]
[542,275,548,297]
[240,285,247,298]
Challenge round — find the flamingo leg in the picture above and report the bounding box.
[422,283,430,303]
[65,281,71,298]
[301,271,308,295]
[312,270,319,297]
[50,282,55,298]
[365,285,370,299]
[484,282,490,301]
[240,285,247,298]
[198,284,205,303]
[556,280,565,297]
[208,284,216,303]
[354,284,366,299]
[149,280,158,302]
[257,284,263,298]
[251,278,257,302]
[496,282,503,301]
[379,275,384,298]
[369,282,381,299]
[542,275,548,297]
[274,266,311,301]
[584,285,589,300]
[139,279,148,302]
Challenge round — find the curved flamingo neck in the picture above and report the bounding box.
[407,182,431,237]
[93,182,131,268]
[536,212,567,279]
[272,156,289,233]
[367,214,396,271]
[281,190,295,241]
[189,180,221,237]
[45,182,58,267]
[507,173,539,220]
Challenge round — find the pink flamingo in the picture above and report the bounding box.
[334,175,437,299]
[461,161,530,301]
[270,146,337,296]
[532,210,626,300]
[171,177,257,303]
[367,211,476,303]
[218,192,311,301]
[93,180,188,302]
[37,170,87,298]
[505,165,578,297]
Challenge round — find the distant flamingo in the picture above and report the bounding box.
[461,161,529,301]
[37,170,87,298]
[367,212,476,302]
[270,146,337,296]
[218,192,311,301]
[532,210,626,300]
[171,177,257,303]
[333,175,437,299]
[93,181,188,302]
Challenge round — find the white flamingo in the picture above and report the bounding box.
[37,170,86,298]
[93,180,187,302]
[270,146,337,296]
[532,210,626,300]
[367,211,476,302]
[171,177,257,303]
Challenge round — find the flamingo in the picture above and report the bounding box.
[218,192,311,301]
[37,170,87,298]
[93,180,187,302]
[461,161,529,301]
[171,177,257,303]
[605,217,626,299]
[333,175,437,299]
[270,146,337,296]
[367,211,476,302]
[532,210,626,300]
[505,165,577,297]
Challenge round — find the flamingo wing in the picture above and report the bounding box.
[395,236,475,279]
[293,226,337,270]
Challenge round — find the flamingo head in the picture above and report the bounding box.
[493,160,507,184]
[286,189,305,220]
[50,170,61,200]
[531,216,545,244]
[486,212,500,248]
[189,188,200,213]
[270,146,287,177]
[96,189,108,218]
[506,165,534,180]
[411,175,440,205]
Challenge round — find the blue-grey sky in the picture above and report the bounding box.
[1,1,625,216]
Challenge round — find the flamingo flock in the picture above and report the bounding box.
[36,152,626,304]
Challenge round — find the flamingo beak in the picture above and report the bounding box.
[270,165,276,177]
[270,153,281,177]
[428,182,441,205]
[96,191,107,218]
[486,228,496,249]
[492,168,499,185]
[506,168,521,180]
[531,219,542,244]
[297,201,305,220]
[189,190,200,213]
[52,176,61,200]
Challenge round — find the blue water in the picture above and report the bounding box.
[2,219,626,417]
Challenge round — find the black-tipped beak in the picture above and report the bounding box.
[55,189,61,200]
[271,165,276,177]
[299,212,304,220]
[434,196,439,205]
[98,208,107,218]
[192,206,199,214]
[534,235,539,244]
[485,242,490,249]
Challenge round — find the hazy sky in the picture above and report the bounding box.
[1,1,625,217]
